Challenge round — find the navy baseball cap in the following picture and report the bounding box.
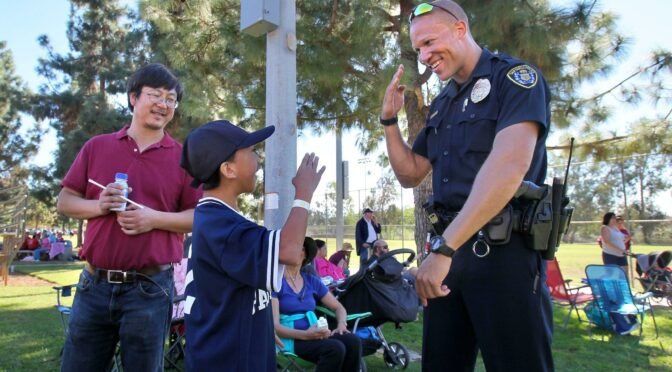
[181,120,275,187]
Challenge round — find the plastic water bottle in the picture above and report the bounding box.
[317,316,328,330]
[110,172,129,212]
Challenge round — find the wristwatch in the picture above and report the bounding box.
[430,235,456,258]
[379,116,398,126]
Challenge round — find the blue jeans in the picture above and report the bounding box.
[358,246,369,271]
[61,268,174,372]
[33,248,47,261]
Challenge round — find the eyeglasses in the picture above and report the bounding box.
[409,2,459,23]
[143,91,179,109]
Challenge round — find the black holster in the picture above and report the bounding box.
[424,179,573,259]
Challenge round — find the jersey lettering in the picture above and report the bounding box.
[252,289,271,314]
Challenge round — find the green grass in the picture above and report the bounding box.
[1,245,671,371]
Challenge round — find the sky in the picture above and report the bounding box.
[0,0,670,215]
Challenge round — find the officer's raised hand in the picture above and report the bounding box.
[380,64,406,120]
[415,250,452,307]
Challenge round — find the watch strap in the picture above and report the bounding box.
[379,116,398,126]
[433,244,455,257]
[430,236,455,257]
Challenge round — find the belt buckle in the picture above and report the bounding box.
[107,270,125,284]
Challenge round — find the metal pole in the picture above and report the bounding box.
[264,0,297,230]
[335,125,344,250]
[401,183,405,247]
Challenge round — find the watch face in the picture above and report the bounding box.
[430,236,445,252]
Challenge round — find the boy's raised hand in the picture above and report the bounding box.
[293,153,326,202]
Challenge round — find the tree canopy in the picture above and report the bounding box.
[0,41,40,175]
[0,0,667,247]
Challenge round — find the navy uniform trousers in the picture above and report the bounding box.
[422,232,554,371]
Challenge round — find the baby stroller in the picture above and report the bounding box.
[334,248,418,370]
[633,251,672,306]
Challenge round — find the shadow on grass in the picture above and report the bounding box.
[0,292,60,300]
[552,305,671,371]
[0,305,66,372]
[2,262,670,372]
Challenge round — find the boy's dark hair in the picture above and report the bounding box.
[315,239,326,249]
[602,212,616,226]
[201,152,235,191]
[126,63,184,112]
[202,172,221,191]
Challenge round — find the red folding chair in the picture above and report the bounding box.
[546,258,593,328]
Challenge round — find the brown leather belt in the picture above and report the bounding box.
[85,262,171,284]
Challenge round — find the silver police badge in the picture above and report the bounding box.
[470,78,491,103]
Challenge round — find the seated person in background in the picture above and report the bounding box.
[55,231,65,243]
[29,233,48,261]
[329,242,353,275]
[48,230,57,245]
[365,239,390,266]
[272,237,362,372]
[27,233,40,251]
[367,239,417,284]
[41,231,52,250]
[314,239,345,281]
[19,232,30,250]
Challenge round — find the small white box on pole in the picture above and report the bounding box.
[240,0,280,37]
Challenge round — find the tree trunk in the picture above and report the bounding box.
[637,156,651,244]
[618,160,629,220]
[413,180,432,263]
[77,219,84,248]
[398,0,432,262]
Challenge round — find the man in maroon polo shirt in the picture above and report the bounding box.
[57,63,201,372]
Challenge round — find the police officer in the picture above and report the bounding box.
[379,1,553,371]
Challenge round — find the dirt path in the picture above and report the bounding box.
[5,271,53,286]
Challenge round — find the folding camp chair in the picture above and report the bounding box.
[53,284,122,370]
[276,350,316,372]
[275,308,372,372]
[54,284,77,346]
[165,257,188,370]
[585,264,658,338]
[1,235,21,285]
[546,258,593,327]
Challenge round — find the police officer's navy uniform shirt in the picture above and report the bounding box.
[412,48,550,211]
[184,197,284,371]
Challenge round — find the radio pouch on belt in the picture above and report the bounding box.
[542,177,574,260]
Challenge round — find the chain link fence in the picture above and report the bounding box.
[308,219,672,248]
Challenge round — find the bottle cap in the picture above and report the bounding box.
[115,172,128,180]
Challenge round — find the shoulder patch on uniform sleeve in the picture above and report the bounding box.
[506,65,538,89]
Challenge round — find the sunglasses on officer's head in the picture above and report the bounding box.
[409,2,460,23]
